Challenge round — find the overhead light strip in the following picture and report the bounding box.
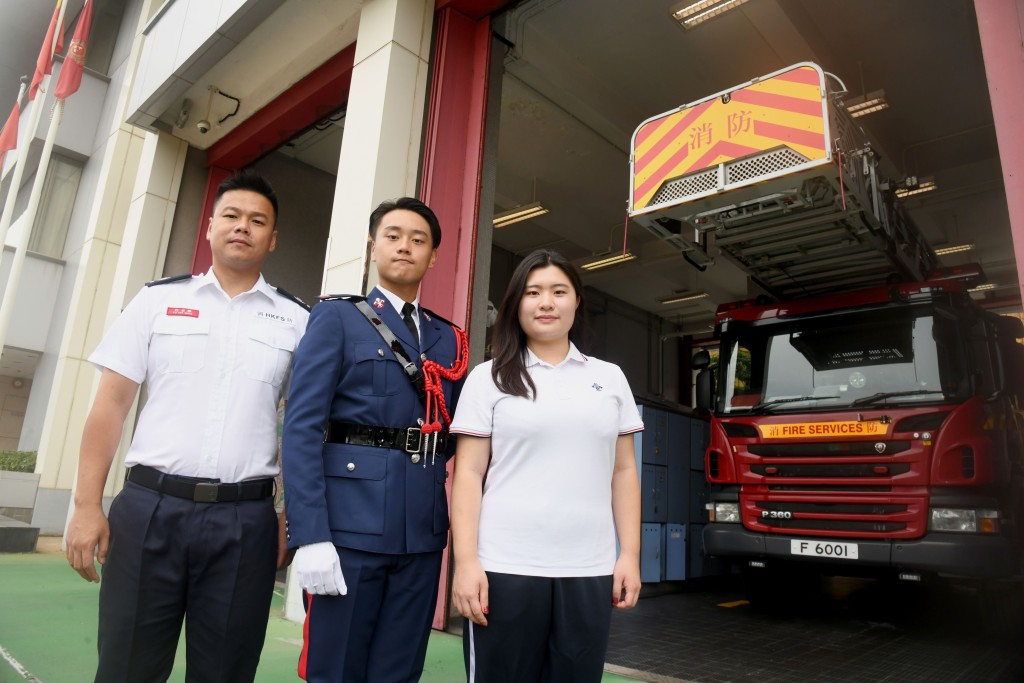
[493,201,549,228]
[845,90,889,118]
[581,252,637,271]
[968,283,996,293]
[895,180,938,198]
[660,292,708,305]
[671,0,749,29]
[934,243,975,256]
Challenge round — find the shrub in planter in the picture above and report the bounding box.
[0,451,37,473]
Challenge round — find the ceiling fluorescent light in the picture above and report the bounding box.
[968,283,995,293]
[895,179,938,198]
[581,252,637,271]
[493,201,548,228]
[660,291,708,305]
[846,89,889,118]
[671,0,749,29]
[934,243,975,256]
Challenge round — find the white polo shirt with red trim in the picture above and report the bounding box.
[449,344,644,577]
[89,270,308,483]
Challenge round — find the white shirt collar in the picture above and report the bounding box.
[200,269,274,301]
[525,342,588,368]
[376,285,420,317]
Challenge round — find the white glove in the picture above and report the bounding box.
[293,542,347,596]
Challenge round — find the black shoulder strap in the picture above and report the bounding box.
[352,299,426,404]
[146,273,192,287]
[274,286,311,312]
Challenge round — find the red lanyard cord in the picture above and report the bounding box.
[421,326,469,435]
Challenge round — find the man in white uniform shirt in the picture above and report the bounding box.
[65,172,309,683]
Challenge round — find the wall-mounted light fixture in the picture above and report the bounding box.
[934,243,975,256]
[670,0,749,29]
[493,201,549,228]
[581,251,636,271]
[895,176,937,198]
[846,89,889,118]
[660,291,708,304]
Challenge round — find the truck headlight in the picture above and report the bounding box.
[711,502,740,523]
[929,508,999,533]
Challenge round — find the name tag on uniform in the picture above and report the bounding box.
[166,307,199,318]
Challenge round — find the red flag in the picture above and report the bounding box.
[54,0,93,101]
[0,104,19,165]
[29,1,65,101]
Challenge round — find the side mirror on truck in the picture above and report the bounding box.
[693,350,714,413]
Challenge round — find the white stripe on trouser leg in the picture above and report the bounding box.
[468,621,476,682]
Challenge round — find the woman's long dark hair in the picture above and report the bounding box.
[491,249,587,399]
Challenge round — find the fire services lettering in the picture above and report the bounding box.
[760,421,888,439]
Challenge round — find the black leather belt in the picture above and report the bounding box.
[325,421,447,454]
[127,465,275,503]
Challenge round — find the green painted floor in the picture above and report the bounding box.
[0,549,639,682]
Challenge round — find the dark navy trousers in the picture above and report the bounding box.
[95,481,278,683]
[300,547,443,683]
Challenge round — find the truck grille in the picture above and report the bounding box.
[750,441,911,456]
[750,463,911,477]
[737,436,929,537]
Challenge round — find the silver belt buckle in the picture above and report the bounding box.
[404,427,422,454]
[193,482,220,503]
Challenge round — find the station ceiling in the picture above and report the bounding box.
[1,0,1014,340]
[491,0,1013,336]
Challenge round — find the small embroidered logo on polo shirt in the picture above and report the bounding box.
[373,297,386,309]
[166,307,199,318]
[257,311,294,325]
[592,383,603,392]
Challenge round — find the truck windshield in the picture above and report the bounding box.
[717,305,966,414]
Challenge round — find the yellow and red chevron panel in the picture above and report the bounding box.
[631,63,829,213]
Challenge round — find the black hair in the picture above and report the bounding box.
[368,197,442,248]
[214,171,279,224]
[491,249,586,399]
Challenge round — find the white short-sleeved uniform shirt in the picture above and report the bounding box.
[449,343,644,577]
[89,270,309,483]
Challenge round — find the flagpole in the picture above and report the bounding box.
[0,0,69,356]
[0,100,64,354]
[0,0,68,257]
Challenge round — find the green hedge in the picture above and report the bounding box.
[0,451,37,473]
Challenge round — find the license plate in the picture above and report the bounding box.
[790,539,859,560]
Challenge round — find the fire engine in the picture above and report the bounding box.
[628,62,1024,620]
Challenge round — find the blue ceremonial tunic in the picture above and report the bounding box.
[282,286,463,554]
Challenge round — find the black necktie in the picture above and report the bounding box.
[401,302,419,346]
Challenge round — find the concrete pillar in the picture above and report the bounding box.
[321,0,435,295]
[974,0,1024,301]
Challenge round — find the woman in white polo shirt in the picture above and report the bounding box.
[450,249,643,682]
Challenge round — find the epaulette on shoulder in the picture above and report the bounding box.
[145,272,192,287]
[421,307,460,330]
[318,294,365,303]
[275,287,311,312]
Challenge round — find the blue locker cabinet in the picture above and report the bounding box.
[637,405,668,466]
[640,523,663,583]
[641,464,668,522]
[666,412,690,523]
[665,524,687,580]
[690,418,710,471]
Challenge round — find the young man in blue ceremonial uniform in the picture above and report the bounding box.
[282,197,467,683]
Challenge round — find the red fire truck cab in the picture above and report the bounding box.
[694,266,1024,614]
